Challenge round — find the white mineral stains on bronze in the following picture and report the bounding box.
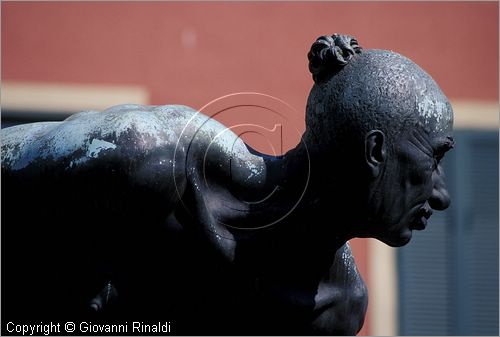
[87,139,117,158]
[1,122,58,170]
[1,104,196,171]
[417,95,452,132]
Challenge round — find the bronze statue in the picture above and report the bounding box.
[1,34,454,335]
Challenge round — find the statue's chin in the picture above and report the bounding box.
[376,230,412,247]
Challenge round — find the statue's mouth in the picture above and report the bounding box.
[410,207,433,230]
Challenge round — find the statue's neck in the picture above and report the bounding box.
[260,141,368,243]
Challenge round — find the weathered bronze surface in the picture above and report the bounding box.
[1,34,453,335]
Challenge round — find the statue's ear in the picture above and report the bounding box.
[365,130,386,178]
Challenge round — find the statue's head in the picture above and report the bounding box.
[304,34,454,246]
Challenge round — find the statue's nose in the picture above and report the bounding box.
[429,166,450,211]
[429,185,450,210]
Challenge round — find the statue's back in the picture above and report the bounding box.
[1,104,202,322]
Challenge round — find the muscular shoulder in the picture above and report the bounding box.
[184,114,267,194]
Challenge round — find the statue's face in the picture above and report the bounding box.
[368,110,454,247]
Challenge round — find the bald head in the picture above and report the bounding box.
[304,37,453,155]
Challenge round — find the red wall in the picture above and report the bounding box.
[3,2,498,106]
[3,2,498,151]
[2,2,498,335]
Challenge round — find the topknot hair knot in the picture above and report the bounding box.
[308,34,362,83]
